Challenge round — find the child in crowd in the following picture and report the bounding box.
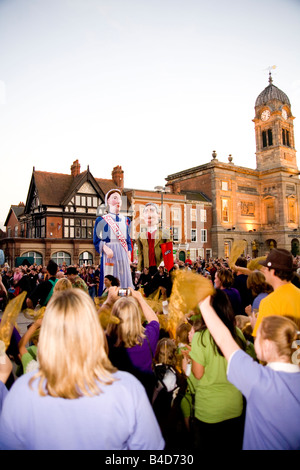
[176,320,199,432]
[198,295,300,450]
[152,337,187,450]
[18,318,42,374]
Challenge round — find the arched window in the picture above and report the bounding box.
[52,251,71,266]
[291,239,299,257]
[264,197,276,225]
[22,251,43,265]
[79,251,93,266]
[288,197,296,223]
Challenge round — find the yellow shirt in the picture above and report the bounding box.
[253,282,300,336]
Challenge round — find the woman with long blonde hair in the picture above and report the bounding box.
[0,289,164,450]
[106,287,160,399]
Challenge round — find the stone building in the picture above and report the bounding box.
[165,73,300,258]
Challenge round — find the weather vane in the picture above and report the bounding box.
[264,65,277,84]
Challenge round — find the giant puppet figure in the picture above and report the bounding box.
[137,203,172,277]
[93,189,133,295]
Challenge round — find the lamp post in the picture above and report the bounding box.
[154,185,170,231]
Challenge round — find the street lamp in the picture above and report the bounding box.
[154,185,170,231]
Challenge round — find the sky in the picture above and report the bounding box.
[0,0,300,230]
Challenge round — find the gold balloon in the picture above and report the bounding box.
[97,305,120,330]
[247,256,267,271]
[228,240,247,268]
[0,291,27,350]
[167,270,215,338]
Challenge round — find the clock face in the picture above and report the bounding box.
[261,110,270,121]
[282,109,288,120]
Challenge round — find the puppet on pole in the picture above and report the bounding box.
[93,189,133,296]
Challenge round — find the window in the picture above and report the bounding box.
[191,229,197,242]
[262,129,273,148]
[35,218,45,238]
[172,207,180,221]
[222,199,229,222]
[200,209,207,222]
[266,201,276,224]
[201,229,207,243]
[64,218,94,239]
[190,208,197,222]
[79,251,93,266]
[288,198,296,223]
[224,242,230,258]
[52,251,71,266]
[73,194,100,208]
[172,227,179,242]
[222,181,228,191]
[282,129,290,147]
[22,251,43,265]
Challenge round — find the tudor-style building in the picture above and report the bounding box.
[165,73,300,258]
[1,161,124,267]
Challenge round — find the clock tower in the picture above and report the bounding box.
[253,72,297,171]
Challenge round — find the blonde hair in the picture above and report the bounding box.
[260,315,299,361]
[30,289,116,399]
[54,277,72,292]
[154,338,177,368]
[107,297,145,348]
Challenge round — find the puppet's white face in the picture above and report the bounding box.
[108,192,122,214]
[143,205,159,228]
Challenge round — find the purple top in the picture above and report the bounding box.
[126,321,160,374]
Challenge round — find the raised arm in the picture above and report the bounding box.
[198,295,240,361]
[18,318,42,357]
[130,288,159,324]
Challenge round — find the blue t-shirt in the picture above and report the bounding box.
[0,369,165,450]
[252,292,268,310]
[227,349,300,450]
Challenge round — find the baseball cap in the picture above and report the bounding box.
[260,248,294,271]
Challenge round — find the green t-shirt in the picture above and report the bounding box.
[21,345,38,374]
[189,329,243,423]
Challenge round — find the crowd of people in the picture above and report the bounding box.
[0,249,300,450]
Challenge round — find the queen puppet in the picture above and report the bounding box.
[93,189,133,295]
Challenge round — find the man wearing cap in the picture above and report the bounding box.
[93,189,133,295]
[252,248,300,336]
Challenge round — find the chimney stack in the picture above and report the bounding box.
[112,165,124,189]
[71,160,81,177]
